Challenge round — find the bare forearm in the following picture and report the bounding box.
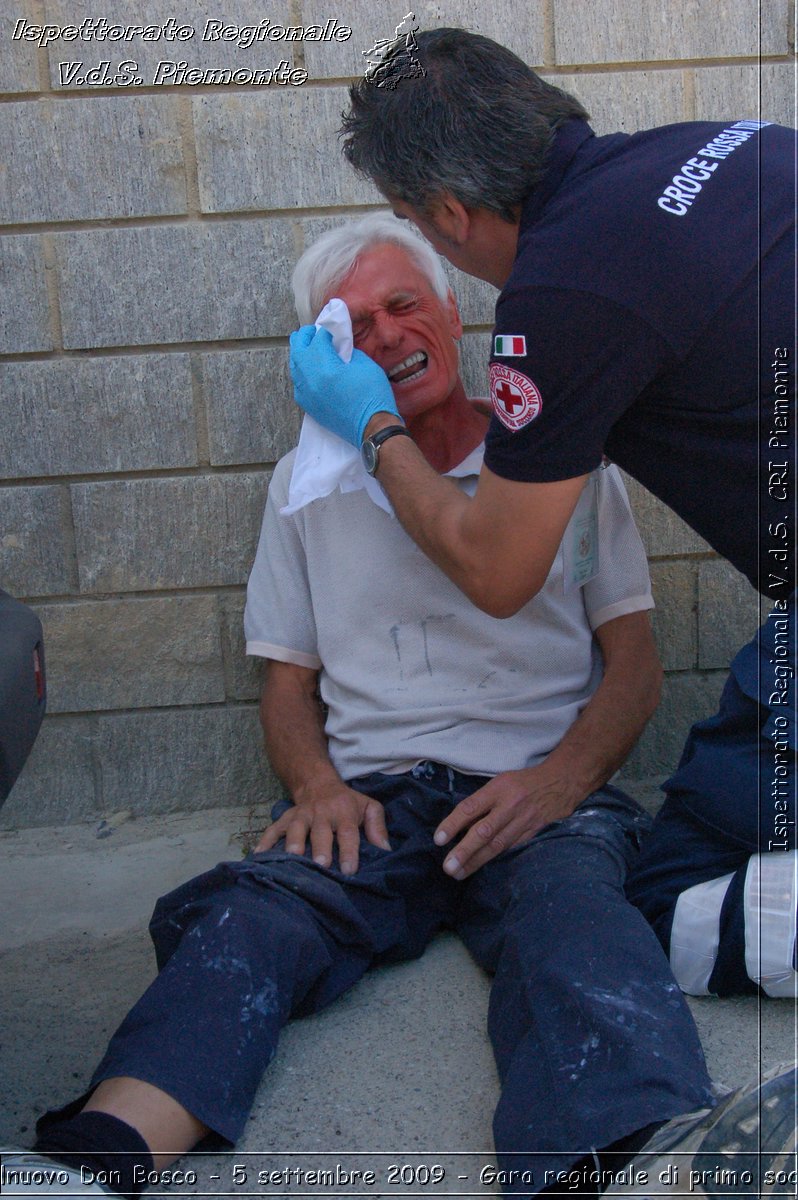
[364,413,585,617]
[537,685,651,811]
[259,660,341,799]
[258,659,390,871]
[537,612,663,804]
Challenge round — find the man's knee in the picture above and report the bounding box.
[148,853,360,971]
[527,790,651,876]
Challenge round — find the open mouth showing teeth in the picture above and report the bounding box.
[388,350,428,384]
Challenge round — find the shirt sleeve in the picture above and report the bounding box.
[484,285,672,483]
[244,454,322,669]
[582,465,654,631]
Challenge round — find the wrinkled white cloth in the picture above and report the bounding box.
[282,298,395,517]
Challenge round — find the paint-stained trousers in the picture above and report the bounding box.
[41,767,714,1193]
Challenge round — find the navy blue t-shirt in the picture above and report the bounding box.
[483,118,796,598]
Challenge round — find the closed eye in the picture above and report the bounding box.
[390,297,418,314]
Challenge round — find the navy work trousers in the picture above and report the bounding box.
[48,768,714,1192]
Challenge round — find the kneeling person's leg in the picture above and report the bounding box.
[629,605,797,998]
[669,849,797,998]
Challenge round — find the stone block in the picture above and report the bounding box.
[97,705,280,816]
[621,670,727,778]
[621,472,712,558]
[294,212,375,271]
[200,348,300,466]
[458,332,492,403]
[37,596,226,713]
[44,0,298,88]
[554,0,786,64]
[612,773,667,816]
[0,355,197,480]
[698,559,767,670]
[0,486,74,597]
[195,90,380,213]
[300,1,546,79]
[0,97,186,224]
[221,592,263,701]
[549,68,688,133]
[648,561,698,671]
[56,220,296,350]
[71,471,270,593]
[1,2,41,93]
[442,262,498,329]
[0,236,52,354]
[693,63,796,127]
[0,715,100,830]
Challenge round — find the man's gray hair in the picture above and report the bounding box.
[341,28,589,222]
[292,212,450,325]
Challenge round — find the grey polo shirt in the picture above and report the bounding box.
[245,446,653,780]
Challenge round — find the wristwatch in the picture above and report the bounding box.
[361,424,411,476]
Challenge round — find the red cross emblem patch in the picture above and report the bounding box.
[490,363,542,431]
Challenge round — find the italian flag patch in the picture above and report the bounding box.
[494,334,527,357]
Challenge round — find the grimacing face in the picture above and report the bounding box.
[326,242,463,424]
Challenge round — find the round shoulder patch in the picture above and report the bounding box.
[490,363,543,431]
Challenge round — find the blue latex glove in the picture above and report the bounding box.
[289,325,399,447]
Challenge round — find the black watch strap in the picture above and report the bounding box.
[361,423,411,476]
[370,424,411,449]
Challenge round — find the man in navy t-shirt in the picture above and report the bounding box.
[290,30,796,1018]
[485,116,792,603]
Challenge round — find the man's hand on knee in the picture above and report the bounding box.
[433,767,581,880]
[255,781,390,875]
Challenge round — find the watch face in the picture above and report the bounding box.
[361,439,379,475]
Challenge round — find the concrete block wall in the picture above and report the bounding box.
[1,2,793,827]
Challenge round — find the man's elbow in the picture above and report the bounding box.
[461,565,547,619]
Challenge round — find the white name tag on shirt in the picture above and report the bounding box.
[563,473,599,591]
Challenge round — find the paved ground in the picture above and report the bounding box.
[1,800,795,1198]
